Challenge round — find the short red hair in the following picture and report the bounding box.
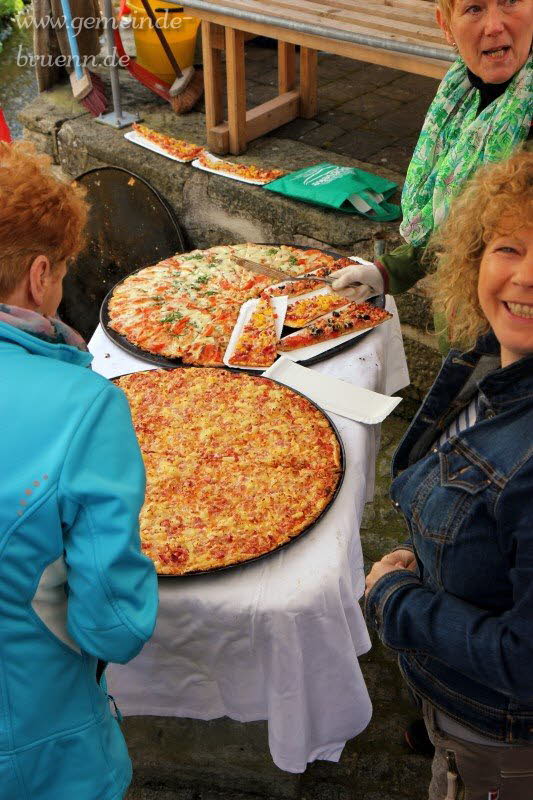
[0,141,88,298]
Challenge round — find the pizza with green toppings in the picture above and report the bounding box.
[106,244,336,366]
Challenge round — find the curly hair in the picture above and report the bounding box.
[430,150,533,348]
[0,141,88,299]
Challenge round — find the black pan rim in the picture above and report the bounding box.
[100,242,385,370]
[113,367,346,578]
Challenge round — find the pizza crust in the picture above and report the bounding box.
[115,369,342,575]
[107,244,338,366]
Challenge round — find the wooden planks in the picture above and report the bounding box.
[300,48,318,119]
[184,7,451,77]
[201,21,224,145]
[278,42,296,93]
[183,0,449,51]
[183,0,451,154]
[225,28,247,154]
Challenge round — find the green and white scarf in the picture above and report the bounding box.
[400,53,532,247]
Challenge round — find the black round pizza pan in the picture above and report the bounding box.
[100,243,386,370]
[114,368,346,577]
[61,166,186,342]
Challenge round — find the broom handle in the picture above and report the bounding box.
[59,0,84,79]
[138,0,184,78]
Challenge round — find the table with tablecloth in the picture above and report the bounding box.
[88,295,409,773]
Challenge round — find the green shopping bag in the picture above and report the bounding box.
[263,163,400,221]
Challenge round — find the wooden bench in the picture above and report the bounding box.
[181,0,454,155]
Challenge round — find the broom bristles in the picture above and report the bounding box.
[169,68,204,115]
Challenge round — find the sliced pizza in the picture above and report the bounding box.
[228,298,278,368]
[106,244,344,366]
[132,123,204,162]
[195,152,285,184]
[284,293,349,328]
[278,301,393,351]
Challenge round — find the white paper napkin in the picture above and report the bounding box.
[264,356,402,424]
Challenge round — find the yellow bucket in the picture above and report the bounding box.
[128,0,200,84]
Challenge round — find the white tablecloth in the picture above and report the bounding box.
[90,296,409,773]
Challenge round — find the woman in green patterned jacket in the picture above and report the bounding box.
[331,0,532,306]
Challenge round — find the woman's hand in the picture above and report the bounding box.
[380,549,417,570]
[365,550,417,596]
[330,263,384,301]
[365,560,408,596]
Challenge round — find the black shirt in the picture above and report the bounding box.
[467,68,512,114]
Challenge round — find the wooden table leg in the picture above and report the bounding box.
[225,27,247,155]
[299,47,318,118]
[202,21,225,153]
[278,41,296,93]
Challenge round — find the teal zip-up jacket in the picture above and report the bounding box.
[0,321,158,800]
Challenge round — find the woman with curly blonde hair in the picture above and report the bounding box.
[0,140,158,800]
[365,151,533,799]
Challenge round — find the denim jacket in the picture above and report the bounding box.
[365,333,533,743]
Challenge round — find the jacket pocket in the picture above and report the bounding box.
[410,463,479,546]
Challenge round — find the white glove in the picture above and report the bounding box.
[330,263,384,302]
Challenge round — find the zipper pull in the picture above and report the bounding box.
[445,750,459,800]
[107,693,123,724]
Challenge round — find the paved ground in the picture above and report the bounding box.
[238,40,439,173]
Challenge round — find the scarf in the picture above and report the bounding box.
[0,304,88,351]
[400,53,532,248]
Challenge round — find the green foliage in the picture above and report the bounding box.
[0,0,24,21]
[0,0,23,52]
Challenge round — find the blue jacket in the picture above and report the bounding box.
[366,333,533,743]
[0,321,158,799]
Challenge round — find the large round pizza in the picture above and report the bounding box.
[115,368,344,575]
[104,243,339,366]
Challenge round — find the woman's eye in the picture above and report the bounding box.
[496,246,518,254]
[465,4,482,12]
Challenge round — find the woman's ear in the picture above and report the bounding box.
[28,255,52,309]
[436,7,456,47]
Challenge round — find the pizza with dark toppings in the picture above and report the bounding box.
[106,244,337,366]
[278,302,392,351]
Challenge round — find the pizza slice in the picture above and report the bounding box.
[181,303,242,366]
[132,123,204,162]
[196,152,285,183]
[284,293,349,328]
[261,266,332,299]
[278,301,393,351]
[228,298,278,369]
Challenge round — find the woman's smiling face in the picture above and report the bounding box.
[478,224,533,366]
[437,0,533,84]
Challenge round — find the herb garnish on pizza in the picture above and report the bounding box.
[106,244,337,366]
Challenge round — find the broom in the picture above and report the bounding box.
[59,0,107,117]
[138,0,204,114]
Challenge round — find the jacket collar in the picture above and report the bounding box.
[0,320,93,368]
[393,331,533,472]
[471,331,533,409]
